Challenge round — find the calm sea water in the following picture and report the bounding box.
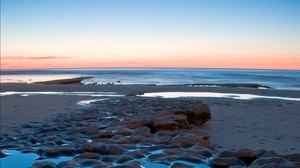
[1,68,300,90]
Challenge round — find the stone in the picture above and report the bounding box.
[209,157,246,167]
[96,131,116,138]
[106,145,125,155]
[75,152,101,160]
[284,153,300,162]
[233,149,261,166]
[170,162,194,168]
[184,104,211,125]
[37,147,77,157]
[31,161,56,168]
[57,160,79,168]
[85,124,98,135]
[249,157,292,168]
[81,143,107,154]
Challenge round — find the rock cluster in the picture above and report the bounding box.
[1,97,299,167]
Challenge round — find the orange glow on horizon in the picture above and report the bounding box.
[1,54,300,70]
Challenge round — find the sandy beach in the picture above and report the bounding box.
[1,82,300,167]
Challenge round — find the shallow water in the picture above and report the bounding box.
[0,149,211,168]
[0,91,124,97]
[140,92,300,101]
[0,150,73,168]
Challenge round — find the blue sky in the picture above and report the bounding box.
[1,0,300,69]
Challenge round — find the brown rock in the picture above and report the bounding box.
[170,162,194,168]
[93,131,116,138]
[85,124,98,135]
[37,147,77,157]
[209,157,246,167]
[75,152,101,160]
[284,153,300,162]
[184,104,211,125]
[81,143,107,154]
[153,120,178,131]
[249,157,292,168]
[106,145,125,155]
[233,149,261,166]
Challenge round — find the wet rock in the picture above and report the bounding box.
[81,143,107,154]
[57,160,79,168]
[93,131,116,138]
[115,161,142,168]
[153,114,189,131]
[209,157,246,167]
[184,104,211,125]
[31,161,56,168]
[75,152,101,160]
[125,119,144,129]
[39,126,59,133]
[85,124,98,135]
[118,135,147,144]
[101,155,116,163]
[284,153,300,162]
[134,126,151,136]
[76,159,101,167]
[249,157,292,167]
[106,145,125,155]
[116,128,134,136]
[233,149,262,166]
[37,146,77,157]
[170,162,194,168]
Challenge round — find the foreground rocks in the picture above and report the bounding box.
[1,97,299,167]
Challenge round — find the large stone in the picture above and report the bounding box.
[170,162,194,168]
[80,143,107,154]
[249,157,292,168]
[233,149,262,166]
[183,104,211,125]
[37,147,77,157]
[209,157,246,167]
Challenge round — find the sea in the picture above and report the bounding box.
[1,68,300,90]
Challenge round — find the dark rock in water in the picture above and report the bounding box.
[209,157,247,167]
[94,131,116,139]
[31,161,56,168]
[106,145,125,155]
[80,143,107,154]
[57,160,79,168]
[37,146,77,157]
[170,162,194,168]
[75,159,102,167]
[85,124,98,135]
[75,152,101,160]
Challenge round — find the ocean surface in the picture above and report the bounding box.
[1,68,300,90]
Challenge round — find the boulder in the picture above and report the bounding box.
[31,161,56,168]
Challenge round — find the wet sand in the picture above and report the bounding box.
[1,83,300,167]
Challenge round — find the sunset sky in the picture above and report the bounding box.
[1,0,300,70]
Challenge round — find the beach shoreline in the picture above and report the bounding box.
[1,82,300,167]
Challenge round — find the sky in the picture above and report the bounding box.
[1,0,300,70]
